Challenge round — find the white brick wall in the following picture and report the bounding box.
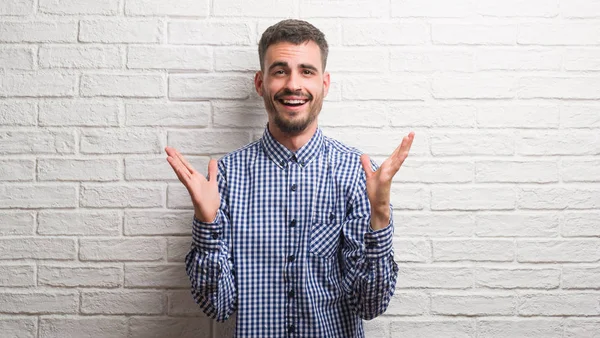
[1,1,599,337]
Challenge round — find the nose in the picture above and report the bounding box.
[285,71,301,91]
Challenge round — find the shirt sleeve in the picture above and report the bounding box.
[184,161,237,322]
[340,164,398,320]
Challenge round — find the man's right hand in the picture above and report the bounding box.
[165,147,220,223]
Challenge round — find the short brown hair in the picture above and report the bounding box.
[258,19,329,71]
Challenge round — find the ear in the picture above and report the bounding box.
[254,71,264,97]
[323,71,331,98]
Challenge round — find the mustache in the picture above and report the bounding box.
[274,89,313,101]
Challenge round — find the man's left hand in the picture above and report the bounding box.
[360,132,415,230]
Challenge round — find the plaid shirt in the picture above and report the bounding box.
[186,127,398,337]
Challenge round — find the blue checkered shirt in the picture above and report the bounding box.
[185,127,398,337]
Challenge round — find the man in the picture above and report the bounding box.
[165,19,414,337]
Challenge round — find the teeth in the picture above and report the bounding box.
[282,100,306,104]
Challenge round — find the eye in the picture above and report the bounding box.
[273,69,286,76]
[303,69,315,75]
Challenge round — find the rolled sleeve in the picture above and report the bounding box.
[364,216,394,259]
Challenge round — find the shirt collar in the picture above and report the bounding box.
[260,125,324,168]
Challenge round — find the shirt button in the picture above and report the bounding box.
[211,232,219,239]
[289,219,296,227]
[329,213,335,221]
[290,184,297,191]
[288,324,295,333]
[288,255,295,262]
[288,290,295,298]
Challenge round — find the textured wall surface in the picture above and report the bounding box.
[1,0,600,337]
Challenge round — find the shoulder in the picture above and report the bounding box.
[218,140,261,168]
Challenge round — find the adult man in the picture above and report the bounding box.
[166,19,414,337]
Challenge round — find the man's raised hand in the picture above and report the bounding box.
[360,132,415,230]
[165,147,220,223]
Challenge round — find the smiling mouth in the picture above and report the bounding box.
[278,99,308,107]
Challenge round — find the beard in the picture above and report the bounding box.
[262,87,324,136]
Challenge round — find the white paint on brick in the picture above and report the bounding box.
[167,237,190,262]
[125,211,191,235]
[39,100,120,126]
[392,0,472,18]
[168,21,251,45]
[395,213,475,237]
[477,104,559,128]
[128,46,212,71]
[125,264,188,288]
[396,265,473,289]
[563,212,600,237]
[474,0,559,17]
[0,46,35,70]
[168,130,250,155]
[0,291,79,314]
[80,129,162,154]
[38,264,123,288]
[0,212,34,236]
[0,159,35,181]
[39,317,128,338]
[79,238,166,261]
[0,184,77,208]
[0,264,35,287]
[126,102,210,127]
[433,74,516,99]
[39,45,121,69]
[0,101,36,126]
[167,290,207,316]
[215,0,296,17]
[389,319,475,338]
[433,24,516,45]
[126,0,208,16]
[519,293,600,316]
[390,48,474,72]
[343,22,429,45]
[0,72,76,97]
[431,292,515,315]
[0,21,77,42]
[565,320,600,338]
[476,213,560,237]
[125,156,210,181]
[518,23,600,45]
[37,210,121,236]
[169,74,253,100]
[517,240,600,263]
[80,73,165,98]
[560,104,600,128]
[431,131,514,156]
[475,267,561,289]
[0,0,34,15]
[80,184,163,208]
[433,239,514,262]
[475,161,558,183]
[393,238,430,263]
[519,76,600,99]
[518,187,600,210]
[386,291,429,315]
[128,317,212,338]
[563,266,600,289]
[477,319,563,338]
[0,318,36,338]
[39,0,119,15]
[79,19,163,43]
[476,48,562,71]
[80,291,165,314]
[38,158,121,181]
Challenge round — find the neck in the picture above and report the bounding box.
[268,123,317,152]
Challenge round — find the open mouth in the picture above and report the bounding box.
[278,99,308,107]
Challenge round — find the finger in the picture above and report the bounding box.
[174,149,196,175]
[360,154,374,178]
[393,132,415,163]
[167,155,191,183]
[207,159,218,184]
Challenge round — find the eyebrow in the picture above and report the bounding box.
[268,61,320,73]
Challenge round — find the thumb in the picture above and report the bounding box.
[360,154,373,178]
[207,159,218,183]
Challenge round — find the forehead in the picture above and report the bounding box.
[264,41,322,70]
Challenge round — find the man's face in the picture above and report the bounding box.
[255,41,330,136]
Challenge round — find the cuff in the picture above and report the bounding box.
[364,218,394,259]
[191,214,223,251]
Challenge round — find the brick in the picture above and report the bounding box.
[169,74,252,100]
[80,19,163,43]
[476,48,561,70]
[396,213,475,237]
[38,158,120,181]
[342,75,429,101]
[563,266,600,289]
[393,104,475,128]
[393,160,473,183]
[477,104,559,128]
[320,102,388,128]
[563,0,600,17]
[126,0,208,16]
[301,0,386,17]
[0,291,78,314]
[390,48,474,72]
[0,238,76,260]
[38,210,121,236]
[81,291,164,314]
[363,318,390,338]
[215,48,259,71]
[475,267,560,289]
[396,265,472,289]
[167,237,190,262]
[393,238,430,263]
[431,132,514,156]
[168,21,251,45]
[476,213,560,237]
[560,104,600,128]
[565,48,600,71]
[167,290,205,316]
[215,0,294,17]
[518,187,600,210]
[563,212,600,237]
[0,72,76,97]
[127,46,211,70]
[519,293,600,316]
[39,45,121,69]
[474,0,558,17]
[343,22,429,45]
[38,264,122,288]
[432,293,514,316]
[80,129,161,154]
[258,19,341,47]
[432,187,515,211]
[518,131,600,155]
[433,24,516,45]
[168,130,249,155]
[0,318,36,338]
[565,320,600,338]
[434,240,514,262]
[0,211,34,235]
[0,101,36,126]
[562,160,600,182]
[128,317,211,338]
[433,74,515,99]
[0,0,34,15]
[478,319,563,338]
[125,264,188,288]
[389,320,474,338]
[125,102,209,127]
[125,211,191,235]
[391,186,428,210]
[213,100,267,128]
[519,77,600,99]
[518,23,600,45]
[326,48,388,72]
[81,73,164,98]
[0,264,35,287]
[39,100,119,126]
[39,317,127,338]
[386,291,428,315]
[125,156,210,181]
[323,129,429,156]
[167,184,194,209]
[475,161,558,183]
[0,46,35,69]
[0,185,77,208]
[0,159,35,181]
[392,0,472,17]
[80,184,163,208]
[0,21,77,43]
[39,0,118,14]
[80,238,165,261]
[517,240,600,263]
[0,130,75,155]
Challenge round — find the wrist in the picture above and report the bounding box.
[370,208,390,230]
